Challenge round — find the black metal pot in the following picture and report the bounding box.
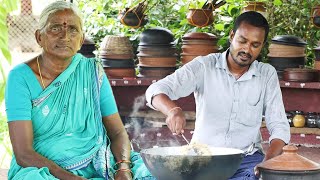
[140,146,244,180]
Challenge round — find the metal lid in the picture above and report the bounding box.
[257,145,320,171]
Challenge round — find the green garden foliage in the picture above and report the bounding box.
[77,0,319,64]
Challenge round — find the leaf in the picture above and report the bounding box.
[273,0,283,6]
[1,48,11,64]
[214,23,224,31]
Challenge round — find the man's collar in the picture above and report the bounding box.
[215,49,261,77]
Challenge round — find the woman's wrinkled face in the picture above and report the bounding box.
[229,22,265,67]
[37,9,84,59]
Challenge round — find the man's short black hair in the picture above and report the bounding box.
[233,11,269,43]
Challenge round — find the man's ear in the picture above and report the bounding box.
[35,30,42,47]
[229,29,235,43]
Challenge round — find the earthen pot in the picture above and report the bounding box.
[137,66,176,78]
[180,53,200,64]
[137,56,177,67]
[283,68,319,82]
[314,46,320,60]
[182,32,217,40]
[271,35,307,47]
[139,27,174,45]
[257,145,320,180]
[99,53,134,60]
[181,44,218,55]
[311,5,320,28]
[243,2,267,17]
[103,67,136,79]
[187,9,214,27]
[118,11,148,28]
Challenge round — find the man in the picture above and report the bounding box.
[145,11,290,180]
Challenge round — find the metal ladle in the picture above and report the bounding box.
[181,133,190,145]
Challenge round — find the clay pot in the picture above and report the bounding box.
[311,5,320,28]
[137,56,177,67]
[268,43,306,57]
[243,2,267,18]
[182,32,218,40]
[314,46,320,60]
[78,37,96,58]
[118,11,148,28]
[257,145,320,180]
[104,67,136,79]
[139,28,174,45]
[187,9,214,27]
[180,53,200,64]
[99,53,134,60]
[101,59,135,68]
[283,68,319,82]
[137,66,176,78]
[181,44,218,55]
[268,57,305,71]
[138,47,177,56]
[292,111,305,128]
[271,35,307,47]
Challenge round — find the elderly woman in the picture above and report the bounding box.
[5,1,154,180]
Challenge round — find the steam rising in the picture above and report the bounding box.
[126,95,189,151]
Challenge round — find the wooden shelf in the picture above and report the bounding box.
[109,78,160,86]
[280,80,320,89]
[108,79,320,89]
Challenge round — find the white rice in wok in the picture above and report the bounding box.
[181,141,212,155]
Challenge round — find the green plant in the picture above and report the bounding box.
[0,0,19,168]
[0,0,19,103]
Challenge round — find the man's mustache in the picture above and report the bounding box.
[238,51,252,59]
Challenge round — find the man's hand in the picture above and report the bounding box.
[166,107,186,135]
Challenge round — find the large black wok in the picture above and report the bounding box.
[140,146,244,180]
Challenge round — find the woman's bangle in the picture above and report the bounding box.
[113,160,132,169]
[167,107,182,116]
[115,168,133,177]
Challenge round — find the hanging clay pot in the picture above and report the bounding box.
[311,5,320,28]
[187,9,214,27]
[243,1,267,18]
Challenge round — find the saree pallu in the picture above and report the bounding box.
[8,54,154,180]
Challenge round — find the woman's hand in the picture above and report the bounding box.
[115,170,133,180]
[166,107,186,135]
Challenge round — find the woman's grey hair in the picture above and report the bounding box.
[38,1,83,31]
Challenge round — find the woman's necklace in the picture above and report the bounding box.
[36,56,46,89]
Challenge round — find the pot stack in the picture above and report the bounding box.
[98,35,135,79]
[78,37,96,58]
[268,35,307,79]
[137,27,177,78]
[181,32,219,65]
